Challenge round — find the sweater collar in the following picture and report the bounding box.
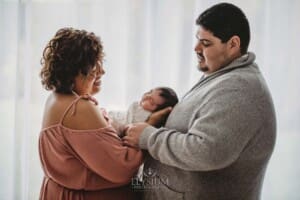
[183,52,256,100]
[204,52,256,79]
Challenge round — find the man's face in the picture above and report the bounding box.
[194,26,232,74]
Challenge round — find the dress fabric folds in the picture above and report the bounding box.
[39,96,143,200]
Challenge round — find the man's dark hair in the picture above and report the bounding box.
[196,3,250,54]
[155,87,178,111]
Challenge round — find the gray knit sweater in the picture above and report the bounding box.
[139,52,276,200]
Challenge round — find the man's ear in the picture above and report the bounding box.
[229,35,241,51]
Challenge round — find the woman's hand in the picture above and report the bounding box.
[146,107,172,128]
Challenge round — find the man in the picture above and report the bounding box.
[124,3,276,200]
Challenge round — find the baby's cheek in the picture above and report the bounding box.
[142,102,151,110]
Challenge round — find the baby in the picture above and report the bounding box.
[109,86,178,136]
[108,86,178,184]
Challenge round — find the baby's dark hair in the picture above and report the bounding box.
[155,87,178,111]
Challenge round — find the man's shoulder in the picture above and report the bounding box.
[214,65,261,89]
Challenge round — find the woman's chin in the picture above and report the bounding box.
[92,86,101,95]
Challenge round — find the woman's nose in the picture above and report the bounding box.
[100,67,105,75]
[96,65,105,75]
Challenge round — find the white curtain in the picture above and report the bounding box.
[0,0,299,199]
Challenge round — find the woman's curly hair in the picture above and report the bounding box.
[40,27,104,94]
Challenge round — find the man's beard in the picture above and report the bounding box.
[198,64,209,72]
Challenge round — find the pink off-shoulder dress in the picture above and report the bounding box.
[39,95,143,200]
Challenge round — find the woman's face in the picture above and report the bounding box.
[73,61,105,96]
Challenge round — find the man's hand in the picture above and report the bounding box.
[123,122,149,148]
[147,107,172,128]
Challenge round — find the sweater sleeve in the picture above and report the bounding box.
[63,127,143,183]
[139,82,263,171]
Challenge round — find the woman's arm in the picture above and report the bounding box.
[61,99,143,183]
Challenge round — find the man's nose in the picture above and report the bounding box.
[194,42,203,52]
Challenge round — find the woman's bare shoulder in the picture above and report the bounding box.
[62,98,108,130]
[42,93,77,128]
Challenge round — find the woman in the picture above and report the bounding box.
[39,27,143,200]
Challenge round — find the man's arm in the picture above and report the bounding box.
[146,107,173,127]
[124,84,263,171]
[123,107,172,146]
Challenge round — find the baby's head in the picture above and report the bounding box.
[140,87,178,112]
